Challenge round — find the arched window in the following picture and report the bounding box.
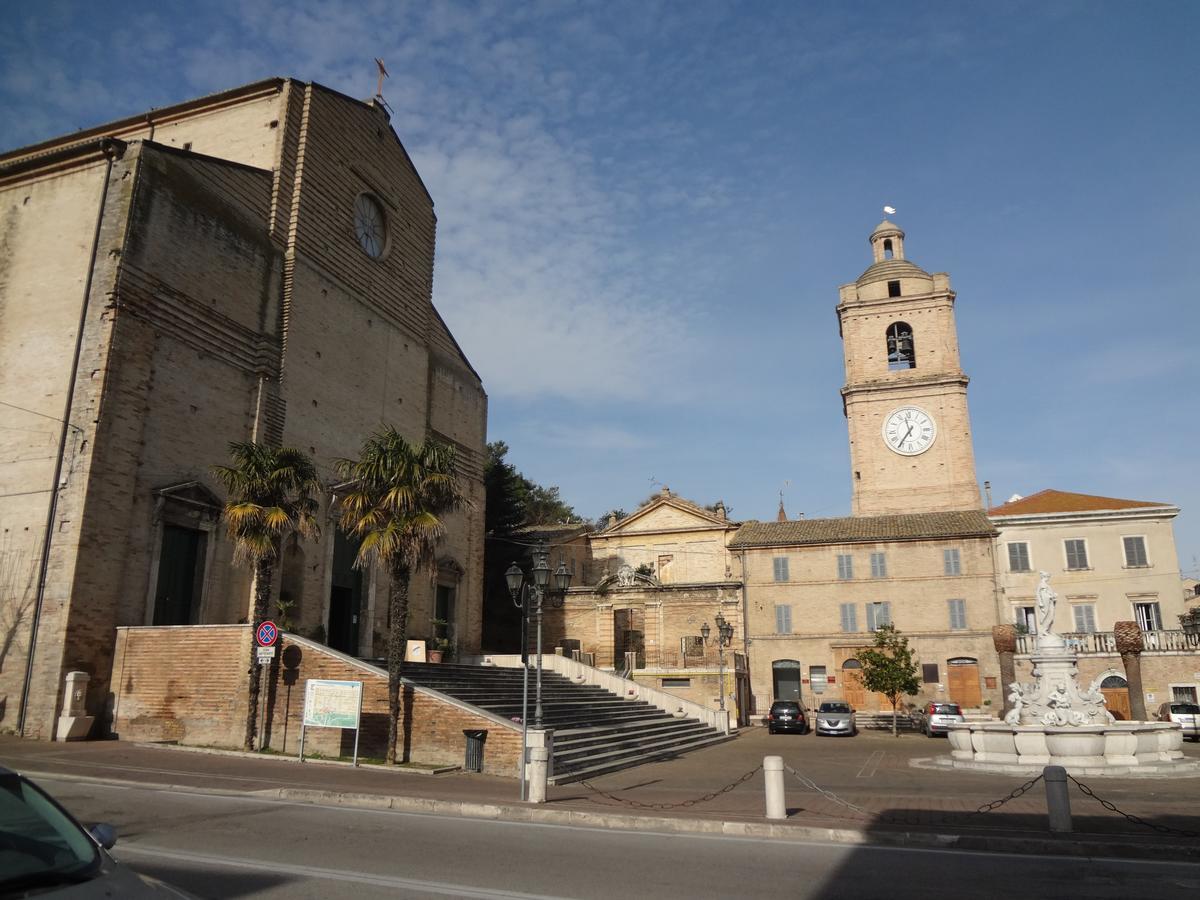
[841,658,862,669]
[883,238,894,260]
[1100,675,1128,689]
[886,322,915,370]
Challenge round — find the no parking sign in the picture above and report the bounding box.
[256,620,278,647]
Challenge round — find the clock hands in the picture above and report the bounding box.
[895,423,913,448]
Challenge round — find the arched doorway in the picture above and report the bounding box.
[1100,674,1131,720]
[841,658,867,710]
[772,660,801,703]
[947,657,982,708]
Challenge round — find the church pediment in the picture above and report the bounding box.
[601,494,729,536]
[153,480,222,510]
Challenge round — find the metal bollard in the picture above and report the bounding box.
[1043,765,1072,833]
[528,747,549,804]
[764,755,786,820]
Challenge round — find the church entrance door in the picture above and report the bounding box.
[1100,675,1131,720]
[841,659,869,710]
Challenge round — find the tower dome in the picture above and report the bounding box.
[857,218,930,288]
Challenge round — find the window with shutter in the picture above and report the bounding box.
[1007,542,1031,572]
[866,601,891,630]
[775,604,793,634]
[870,552,887,578]
[922,663,940,684]
[1064,539,1089,570]
[839,603,858,633]
[1072,604,1097,633]
[948,598,966,630]
[1123,536,1148,567]
[837,554,853,580]
[944,548,962,576]
[773,557,789,582]
[1134,601,1162,631]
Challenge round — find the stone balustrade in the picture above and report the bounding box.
[1015,629,1200,656]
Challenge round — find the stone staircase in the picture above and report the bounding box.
[399,662,732,784]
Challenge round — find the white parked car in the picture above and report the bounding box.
[1156,701,1200,741]
[815,701,857,736]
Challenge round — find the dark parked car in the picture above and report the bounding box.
[766,700,809,734]
[0,765,194,897]
[911,701,966,737]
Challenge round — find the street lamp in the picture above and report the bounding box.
[506,541,573,799]
[701,612,735,713]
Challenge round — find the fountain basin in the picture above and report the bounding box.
[927,721,1196,776]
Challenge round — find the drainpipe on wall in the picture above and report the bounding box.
[17,139,127,736]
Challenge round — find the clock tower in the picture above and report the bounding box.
[838,220,981,516]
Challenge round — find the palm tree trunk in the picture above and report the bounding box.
[244,557,274,751]
[386,560,411,765]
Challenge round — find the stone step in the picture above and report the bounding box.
[549,733,735,784]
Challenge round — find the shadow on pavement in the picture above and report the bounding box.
[121,857,296,899]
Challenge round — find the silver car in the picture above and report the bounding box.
[0,766,195,897]
[815,701,857,736]
[1156,701,1200,741]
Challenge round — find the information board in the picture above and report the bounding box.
[302,679,363,729]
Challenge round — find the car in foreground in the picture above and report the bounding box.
[0,765,195,898]
[815,701,857,736]
[766,700,809,734]
[911,701,966,737]
[1156,701,1200,741]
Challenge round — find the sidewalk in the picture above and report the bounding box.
[3,731,1199,860]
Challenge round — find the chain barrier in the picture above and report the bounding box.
[1068,774,1200,839]
[579,765,761,810]
[784,764,1043,828]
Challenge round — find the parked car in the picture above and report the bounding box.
[0,765,195,897]
[1156,701,1200,741]
[815,701,857,736]
[766,700,809,734]
[911,701,966,737]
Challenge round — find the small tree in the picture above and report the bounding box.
[857,624,920,737]
[336,427,468,764]
[213,442,321,751]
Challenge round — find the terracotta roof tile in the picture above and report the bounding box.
[730,510,995,548]
[988,489,1169,516]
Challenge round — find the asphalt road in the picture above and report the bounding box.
[38,776,1200,900]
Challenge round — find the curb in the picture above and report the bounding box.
[131,742,459,775]
[26,767,1199,862]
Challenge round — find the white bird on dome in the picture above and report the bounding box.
[883,205,896,215]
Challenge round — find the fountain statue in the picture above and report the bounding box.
[1002,572,1113,728]
[933,572,1193,775]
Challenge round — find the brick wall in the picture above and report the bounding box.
[111,626,522,776]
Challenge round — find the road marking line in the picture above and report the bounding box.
[857,750,884,778]
[118,844,575,899]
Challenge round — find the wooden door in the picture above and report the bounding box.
[1101,688,1131,720]
[842,668,868,710]
[947,660,982,708]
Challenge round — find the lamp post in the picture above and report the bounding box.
[701,612,735,713]
[505,540,572,800]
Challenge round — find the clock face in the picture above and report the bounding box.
[882,406,937,456]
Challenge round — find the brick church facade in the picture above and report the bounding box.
[0,79,487,740]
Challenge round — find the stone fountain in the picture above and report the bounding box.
[938,573,1194,776]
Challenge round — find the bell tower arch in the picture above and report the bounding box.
[838,219,981,515]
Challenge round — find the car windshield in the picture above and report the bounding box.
[1171,703,1200,714]
[819,703,851,713]
[931,704,962,715]
[0,772,99,892]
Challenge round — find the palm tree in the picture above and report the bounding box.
[336,427,468,764]
[213,442,321,750]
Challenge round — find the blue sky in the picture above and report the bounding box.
[3,1,1198,576]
